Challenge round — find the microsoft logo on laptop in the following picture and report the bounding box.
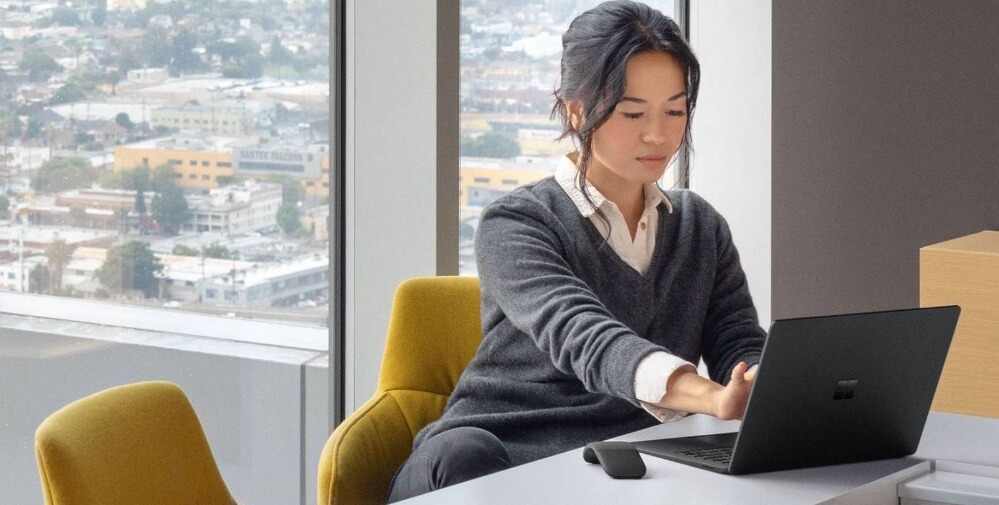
[833,379,858,400]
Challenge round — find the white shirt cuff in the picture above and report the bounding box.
[634,351,697,422]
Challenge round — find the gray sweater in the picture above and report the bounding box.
[414,177,765,466]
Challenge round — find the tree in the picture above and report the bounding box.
[52,7,81,26]
[265,174,304,205]
[45,239,75,292]
[99,170,132,190]
[269,36,294,65]
[26,117,42,139]
[141,26,172,67]
[151,185,189,234]
[69,206,87,227]
[29,264,51,294]
[92,0,108,26]
[49,83,87,105]
[96,241,163,298]
[150,164,176,192]
[223,53,264,79]
[201,242,230,259]
[135,188,147,215]
[115,112,134,130]
[169,28,201,76]
[116,49,141,75]
[1,114,23,140]
[19,49,62,82]
[31,158,98,193]
[460,132,522,158]
[172,244,199,256]
[460,220,475,242]
[113,208,129,232]
[276,203,301,235]
[0,195,9,219]
[207,36,257,64]
[216,175,246,187]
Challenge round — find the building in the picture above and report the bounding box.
[157,253,256,302]
[55,189,150,212]
[0,21,32,40]
[125,67,168,83]
[59,246,257,300]
[459,157,555,207]
[16,190,153,230]
[114,136,331,197]
[106,0,147,11]
[113,136,253,190]
[0,226,117,254]
[92,122,129,145]
[182,180,283,237]
[0,254,46,292]
[300,205,329,242]
[150,101,259,137]
[151,232,294,262]
[198,252,328,307]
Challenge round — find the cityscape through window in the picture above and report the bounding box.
[0,0,331,330]
[458,0,680,275]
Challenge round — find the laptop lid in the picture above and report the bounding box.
[725,305,960,474]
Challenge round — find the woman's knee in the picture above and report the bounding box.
[427,427,511,472]
[387,427,511,503]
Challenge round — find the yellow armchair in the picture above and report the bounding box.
[35,381,236,505]
[318,276,483,505]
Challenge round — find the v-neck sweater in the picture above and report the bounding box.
[413,177,766,466]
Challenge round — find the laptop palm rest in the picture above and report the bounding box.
[635,432,737,473]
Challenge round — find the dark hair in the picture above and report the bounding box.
[552,0,700,208]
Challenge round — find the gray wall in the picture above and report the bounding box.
[772,1,999,319]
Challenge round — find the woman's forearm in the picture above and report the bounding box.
[657,368,722,416]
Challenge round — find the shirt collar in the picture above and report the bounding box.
[554,154,673,217]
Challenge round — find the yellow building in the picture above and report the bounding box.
[459,159,554,208]
[114,137,330,198]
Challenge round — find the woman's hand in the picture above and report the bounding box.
[711,362,758,420]
[657,362,759,420]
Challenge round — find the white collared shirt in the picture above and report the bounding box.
[554,154,696,423]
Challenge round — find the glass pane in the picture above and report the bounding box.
[0,2,333,502]
[459,0,679,275]
[0,0,331,331]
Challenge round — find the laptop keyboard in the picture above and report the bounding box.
[679,446,734,465]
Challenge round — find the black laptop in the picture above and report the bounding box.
[634,305,961,475]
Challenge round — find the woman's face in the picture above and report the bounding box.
[579,51,688,190]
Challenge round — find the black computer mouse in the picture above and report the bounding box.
[582,441,647,479]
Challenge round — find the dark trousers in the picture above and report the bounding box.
[386,426,512,503]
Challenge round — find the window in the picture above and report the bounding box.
[458,0,681,275]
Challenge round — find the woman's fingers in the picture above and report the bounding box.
[730,361,748,384]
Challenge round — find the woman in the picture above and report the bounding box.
[387,1,765,501]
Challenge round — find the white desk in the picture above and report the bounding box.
[398,412,999,505]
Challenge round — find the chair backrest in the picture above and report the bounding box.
[318,276,483,505]
[35,381,236,505]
